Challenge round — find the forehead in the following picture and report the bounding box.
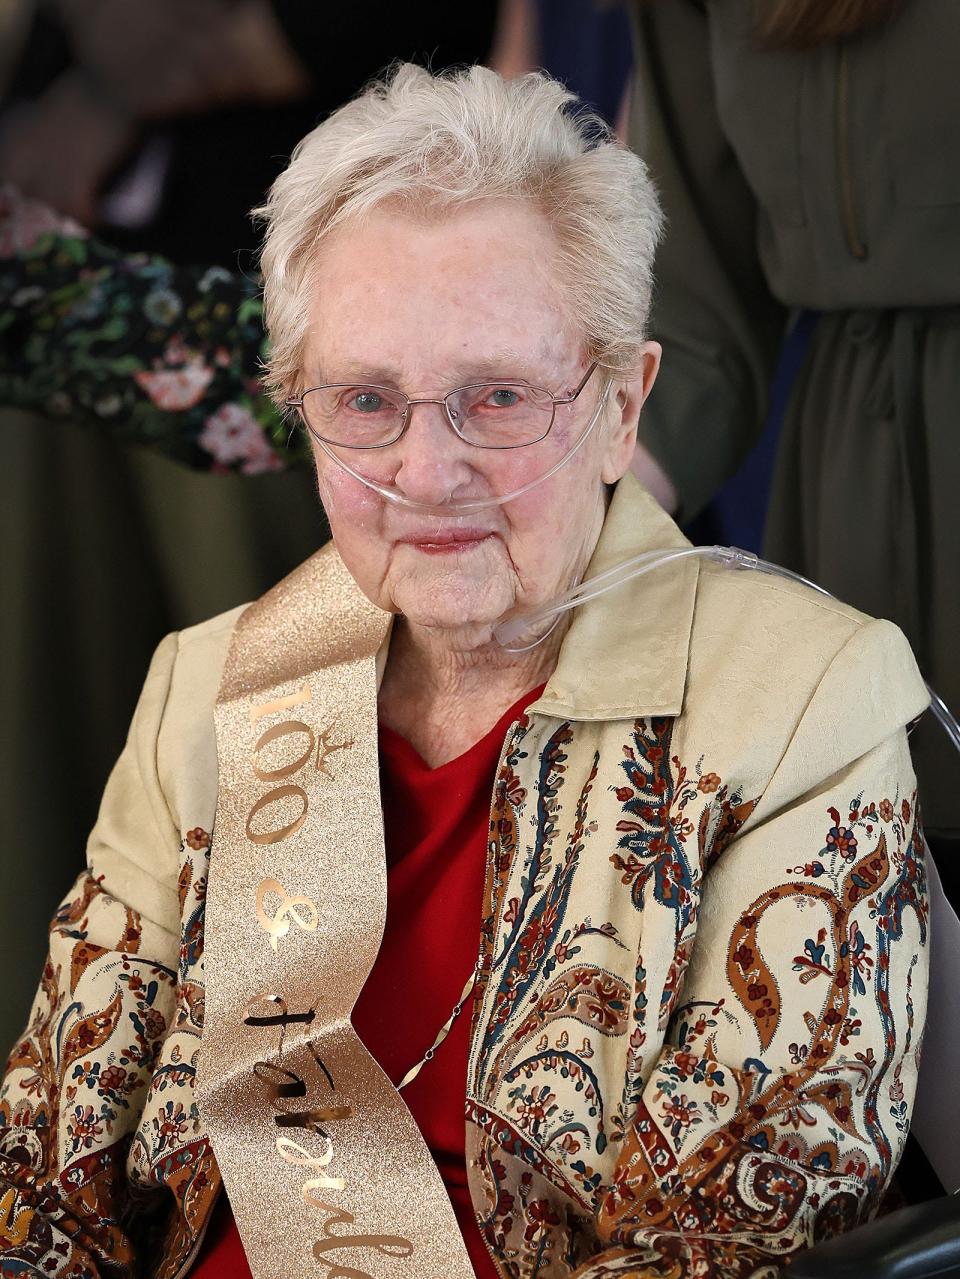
[303,200,581,382]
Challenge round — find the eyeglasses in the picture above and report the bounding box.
[286,361,600,451]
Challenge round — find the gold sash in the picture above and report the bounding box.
[197,548,476,1279]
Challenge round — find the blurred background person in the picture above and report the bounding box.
[491,0,633,129]
[626,0,960,907]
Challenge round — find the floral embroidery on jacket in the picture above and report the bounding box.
[465,711,926,1279]
[0,834,219,1277]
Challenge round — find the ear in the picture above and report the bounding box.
[600,341,662,484]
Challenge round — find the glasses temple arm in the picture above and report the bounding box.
[554,360,601,405]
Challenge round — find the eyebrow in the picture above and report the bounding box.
[315,351,557,389]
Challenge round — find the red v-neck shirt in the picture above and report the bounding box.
[191,686,544,1279]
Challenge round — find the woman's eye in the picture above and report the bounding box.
[487,388,521,408]
[349,390,386,413]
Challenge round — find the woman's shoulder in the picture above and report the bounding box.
[665,558,929,831]
[694,552,868,639]
[171,600,248,685]
[147,544,350,826]
[692,552,913,669]
[605,479,924,725]
[164,541,345,708]
[687,554,928,758]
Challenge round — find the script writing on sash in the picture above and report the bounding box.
[240,683,414,1277]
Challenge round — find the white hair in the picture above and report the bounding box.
[256,62,663,403]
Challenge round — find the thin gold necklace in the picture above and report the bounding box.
[395,963,480,1091]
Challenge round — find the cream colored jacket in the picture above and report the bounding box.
[0,476,930,1279]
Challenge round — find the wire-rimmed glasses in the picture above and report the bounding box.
[286,361,600,451]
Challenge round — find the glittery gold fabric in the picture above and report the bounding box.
[198,546,474,1279]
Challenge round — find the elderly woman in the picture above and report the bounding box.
[0,65,929,1279]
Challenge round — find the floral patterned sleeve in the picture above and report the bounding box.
[569,624,929,1278]
[0,634,221,1275]
[0,187,310,474]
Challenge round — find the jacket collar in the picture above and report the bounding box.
[527,473,698,722]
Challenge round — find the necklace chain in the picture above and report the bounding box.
[395,964,480,1092]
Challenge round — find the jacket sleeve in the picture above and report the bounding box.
[0,188,308,474]
[0,635,185,1274]
[575,620,930,1278]
[630,0,788,520]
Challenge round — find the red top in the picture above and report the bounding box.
[191,687,543,1279]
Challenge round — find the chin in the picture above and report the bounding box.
[395,584,513,634]
[401,604,504,634]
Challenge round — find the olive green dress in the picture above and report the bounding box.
[630,0,960,837]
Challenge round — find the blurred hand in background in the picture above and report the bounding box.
[0,0,310,223]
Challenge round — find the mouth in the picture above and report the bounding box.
[395,528,495,555]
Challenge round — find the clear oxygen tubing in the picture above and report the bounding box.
[493,543,960,752]
[312,380,613,517]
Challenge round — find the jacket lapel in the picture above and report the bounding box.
[529,475,698,722]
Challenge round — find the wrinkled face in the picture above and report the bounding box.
[300,200,652,640]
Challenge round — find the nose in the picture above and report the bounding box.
[390,400,476,507]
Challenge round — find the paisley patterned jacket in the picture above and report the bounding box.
[0,477,930,1278]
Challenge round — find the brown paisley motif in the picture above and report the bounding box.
[2,1038,41,1078]
[799,1078,860,1140]
[843,833,889,908]
[570,1245,684,1279]
[177,858,193,915]
[117,905,143,954]
[60,991,124,1072]
[727,894,784,1051]
[699,796,759,871]
[70,941,108,995]
[0,1185,35,1250]
[52,873,103,931]
[176,982,206,1034]
[152,1140,222,1279]
[728,878,856,1056]
[487,967,631,1092]
[475,731,529,1013]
